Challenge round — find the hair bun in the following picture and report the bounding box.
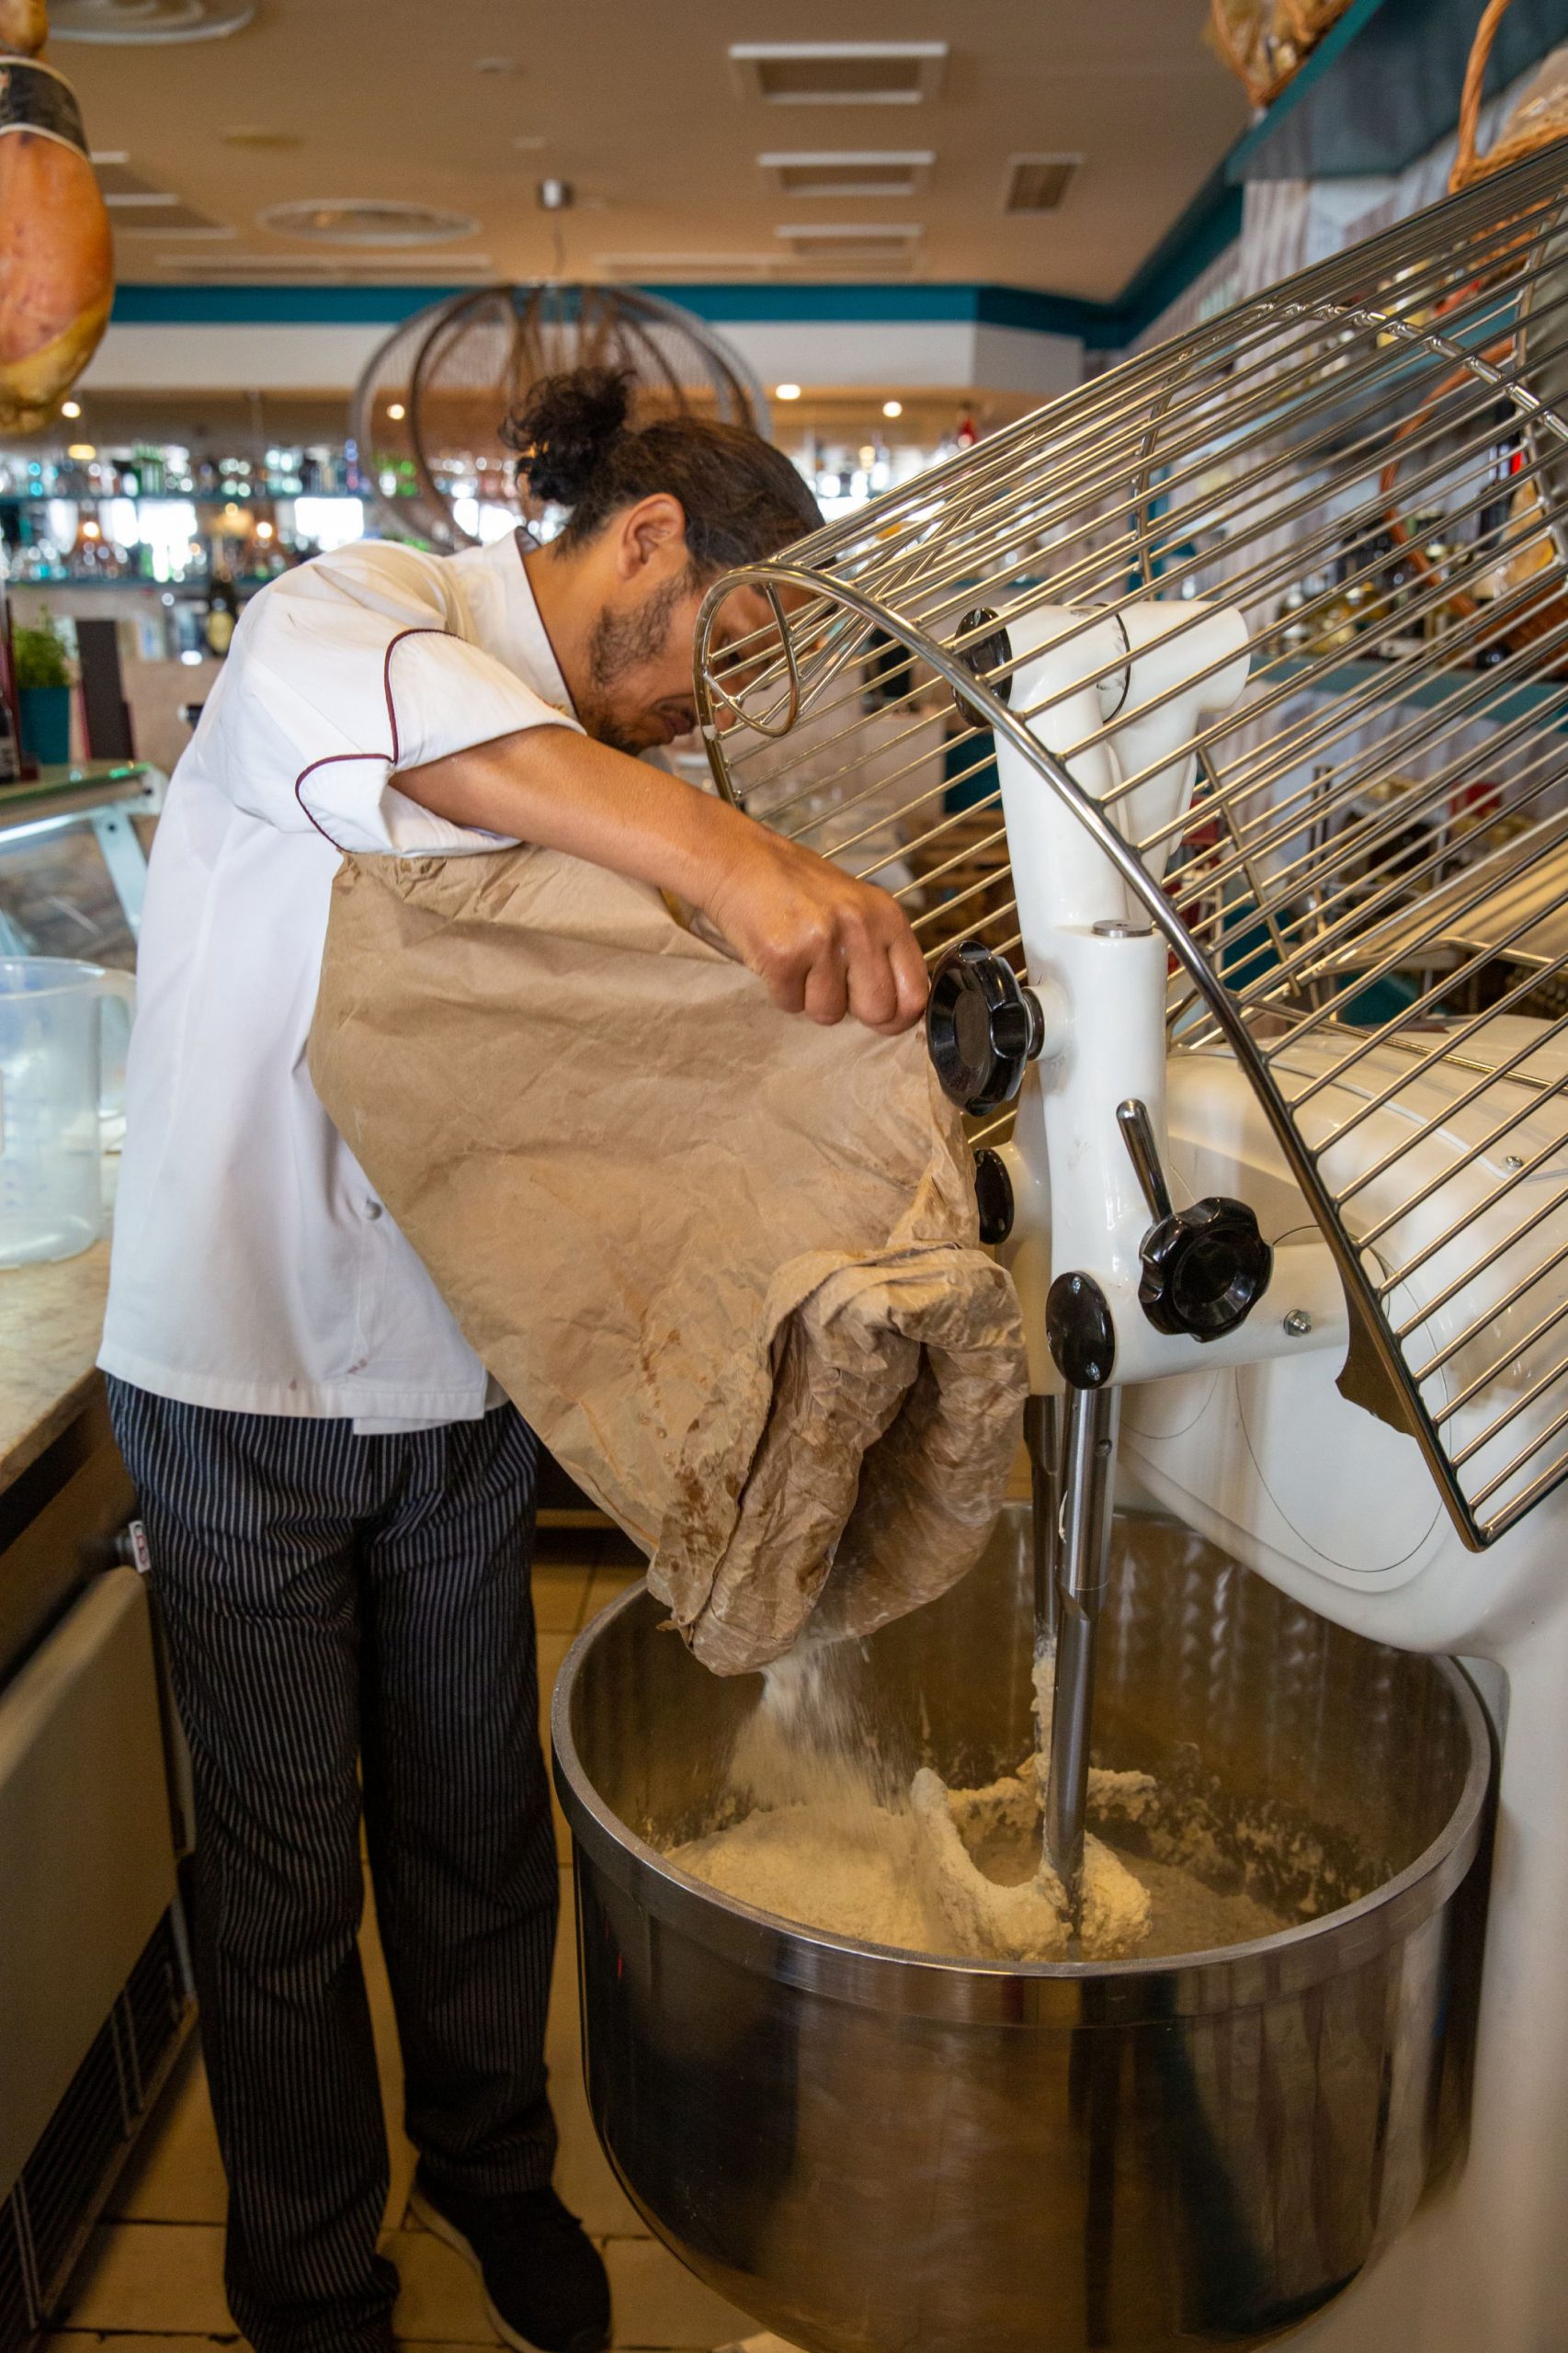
[505,366,632,506]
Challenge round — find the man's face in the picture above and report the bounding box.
[577,563,707,755]
[577,563,787,756]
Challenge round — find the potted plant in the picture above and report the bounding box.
[13,608,74,768]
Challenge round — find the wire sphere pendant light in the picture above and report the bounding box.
[349,280,771,550]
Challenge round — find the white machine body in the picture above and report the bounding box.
[1001,601,1568,2353]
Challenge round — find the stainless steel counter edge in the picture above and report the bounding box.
[0,1242,112,1499]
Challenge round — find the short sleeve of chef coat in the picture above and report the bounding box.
[201,540,583,855]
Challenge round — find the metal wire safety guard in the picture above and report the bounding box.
[694,144,1568,1551]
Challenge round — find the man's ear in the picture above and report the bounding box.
[615,493,687,581]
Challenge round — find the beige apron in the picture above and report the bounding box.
[309,846,1028,1674]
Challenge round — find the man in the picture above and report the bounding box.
[99,368,926,2353]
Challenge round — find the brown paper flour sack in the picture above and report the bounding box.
[310,847,1028,1673]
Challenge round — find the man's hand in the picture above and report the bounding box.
[397,721,928,1035]
[700,823,928,1035]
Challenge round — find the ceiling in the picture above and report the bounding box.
[51,0,1252,302]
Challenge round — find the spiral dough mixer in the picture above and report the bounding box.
[684,142,1568,2353]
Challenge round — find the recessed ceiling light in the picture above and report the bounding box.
[730,42,947,107]
[52,0,254,40]
[258,200,481,247]
[387,403,407,421]
[882,399,903,418]
[68,443,97,460]
[776,383,802,401]
[61,399,83,419]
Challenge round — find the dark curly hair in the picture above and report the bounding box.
[503,366,820,574]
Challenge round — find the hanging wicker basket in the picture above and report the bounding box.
[1381,0,1568,687]
[1450,0,1568,189]
[1207,0,1356,108]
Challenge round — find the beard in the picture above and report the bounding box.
[577,574,688,752]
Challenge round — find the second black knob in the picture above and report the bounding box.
[926,941,1045,1117]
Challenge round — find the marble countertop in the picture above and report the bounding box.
[0,1238,110,1495]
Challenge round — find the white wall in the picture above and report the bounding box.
[80,323,390,394]
[719,318,1082,397]
[81,314,1084,401]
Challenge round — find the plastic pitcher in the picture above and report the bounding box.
[0,959,135,1268]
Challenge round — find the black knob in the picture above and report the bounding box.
[1137,1198,1273,1341]
[927,941,1045,1116]
[1047,1270,1117,1389]
[972,1148,1014,1245]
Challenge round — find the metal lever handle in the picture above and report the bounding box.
[1118,1096,1275,1344]
[1117,1097,1173,1224]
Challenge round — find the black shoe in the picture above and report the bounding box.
[409,2169,611,2353]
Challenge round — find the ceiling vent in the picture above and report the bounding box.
[775,222,924,269]
[155,251,494,279]
[597,253,787,280]
[761,151,934,198]
[730,42,948,106]
[92,153,229,233]
[113,201,230,233]
[257,201,481,247]
[1005,154,1082,213]
[51,0,255,41]
[91,152,162,199]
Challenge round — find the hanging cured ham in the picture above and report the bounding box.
[0,0,113,434]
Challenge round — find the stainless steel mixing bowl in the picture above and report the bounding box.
[551,1506,1493,2353]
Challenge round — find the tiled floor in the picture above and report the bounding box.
[46,1547,767,2353]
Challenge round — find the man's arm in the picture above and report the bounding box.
[398,724,929,1036]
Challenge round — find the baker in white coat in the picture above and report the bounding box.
[100,369,926,2353]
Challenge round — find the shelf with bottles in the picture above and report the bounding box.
[2,490,364,590]
[0,438,523,591]
[0,434,382,590]
[785,426,969,522]
[1260,438,1568,692]
[7,574,277,597]
[1,438,520,509]
[3,530,298,591]
[0,441,362,506]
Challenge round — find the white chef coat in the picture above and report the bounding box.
[98,530,584,1422]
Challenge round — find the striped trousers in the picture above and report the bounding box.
[106,1381,559,2353]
